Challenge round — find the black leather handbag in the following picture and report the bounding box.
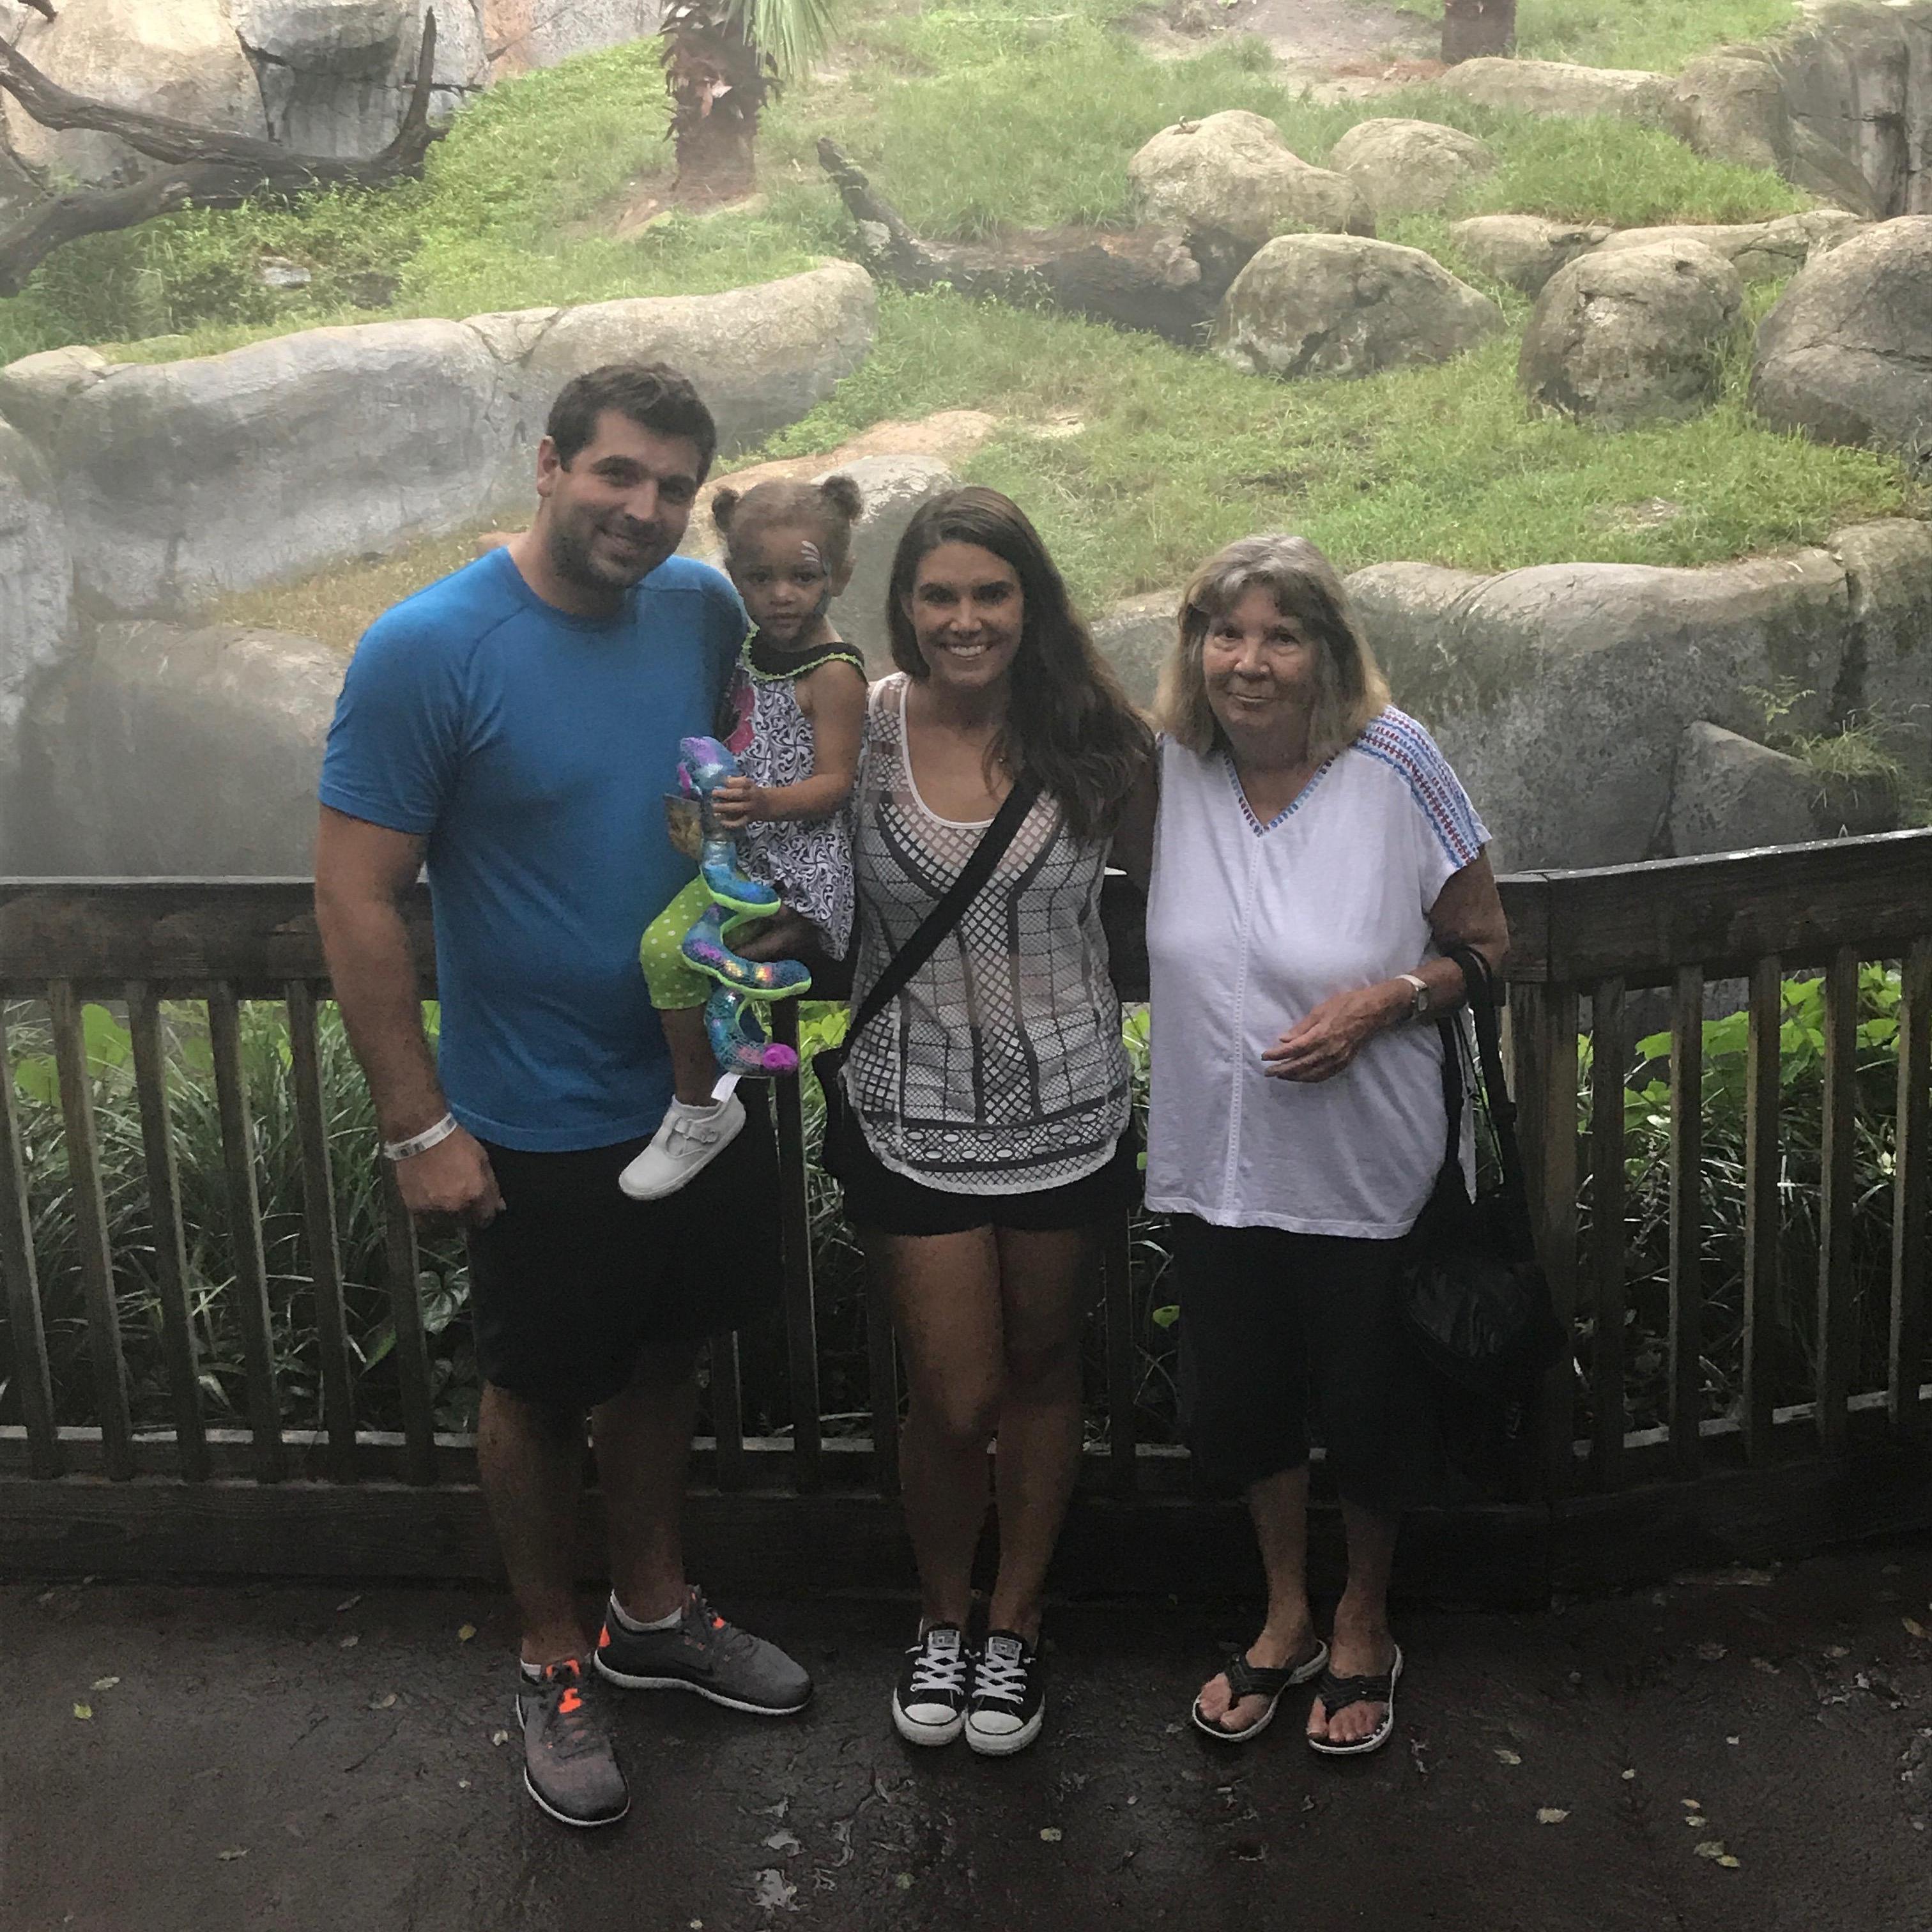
[815,772,1041,1182]
[1399,944,1565,1400]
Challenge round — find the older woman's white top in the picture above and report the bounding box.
[1144,709,1489,1239]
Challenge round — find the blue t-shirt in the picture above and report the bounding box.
[319,546,746,1151]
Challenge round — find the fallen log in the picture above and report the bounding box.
[816,136,1228,348]
[0,10,444,296]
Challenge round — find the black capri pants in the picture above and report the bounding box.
[1174,1215,1439,1511]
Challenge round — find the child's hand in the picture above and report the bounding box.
[712,774,765,829]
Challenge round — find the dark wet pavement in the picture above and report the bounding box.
[8,1542,1932,1931]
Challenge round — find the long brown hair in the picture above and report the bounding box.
[887,488,1151,843]
[1157,533,1390,761]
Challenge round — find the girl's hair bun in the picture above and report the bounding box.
[710,484,742,535]
[818,473,864,523]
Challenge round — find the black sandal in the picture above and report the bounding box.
[1190,1640,1329,1744]
[1306,1644,1404,1756]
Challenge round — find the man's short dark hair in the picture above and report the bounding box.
[546,363,718,477]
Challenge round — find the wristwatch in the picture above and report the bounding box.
[1397,973,1430,1020]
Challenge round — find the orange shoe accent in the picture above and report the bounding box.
[598,1625,611,1650]
[559,1687,583,1715]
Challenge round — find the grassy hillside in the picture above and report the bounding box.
[1,0,1916,612]
[1365,0,1801,71]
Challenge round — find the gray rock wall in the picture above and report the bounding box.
[0,266,878,872]
[2,264,877,619]
[1343,527,1932,871]
[1671,1,1932,218]
[13,622,346,875]
[1,1,661,174]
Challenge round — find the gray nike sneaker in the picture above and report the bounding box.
[516,1657,629,1828]
[593,1586,813,1715]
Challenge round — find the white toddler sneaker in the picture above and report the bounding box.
[618,1093,746,1200]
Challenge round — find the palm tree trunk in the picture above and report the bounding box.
[1442,0,1517,64]
[662,4,769,202]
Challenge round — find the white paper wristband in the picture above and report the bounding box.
[381,1112,459,1162]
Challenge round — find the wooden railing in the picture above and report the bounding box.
[1,830,1928,1602]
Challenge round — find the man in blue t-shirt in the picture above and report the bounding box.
[316,363,810,1830]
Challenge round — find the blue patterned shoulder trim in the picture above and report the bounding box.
[1353,709,1488,870]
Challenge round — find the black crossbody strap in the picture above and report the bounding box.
[1436,942,1528,1198]
[845,771,1043,1049]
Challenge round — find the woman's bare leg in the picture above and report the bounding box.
[1195,1462,1317,1733]
[1308,1499,1400,1745]
[873,1227,1004,1630]
[985,1224,1100,1641]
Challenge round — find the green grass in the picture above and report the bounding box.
[0,0,1913,606]
[1370,0,1801,72]
[759,283,1909,606]
[0,5,1811,363]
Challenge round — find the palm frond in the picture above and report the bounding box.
[728,0,837,81]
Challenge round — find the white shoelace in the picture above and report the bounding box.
[974,1642,1028,1707]
[908,1637,969,1698]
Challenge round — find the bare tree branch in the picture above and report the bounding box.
[0,11,445,295]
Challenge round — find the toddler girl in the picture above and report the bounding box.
[622,475,869,1198]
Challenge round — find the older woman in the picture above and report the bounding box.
[1121,533,1507,1756]
[841,489,1151,1756]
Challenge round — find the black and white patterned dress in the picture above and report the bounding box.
[720,632,859,959]
[843,673,1131,1193]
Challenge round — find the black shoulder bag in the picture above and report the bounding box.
[814,772,1042,1182]
[1399,944,1564,1401]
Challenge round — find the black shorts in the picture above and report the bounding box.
[838,1128,1140,1239]
[1174,1216,1439,1510]
[465,1100,781,1409]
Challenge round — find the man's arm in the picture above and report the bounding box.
[314,806,503,1223]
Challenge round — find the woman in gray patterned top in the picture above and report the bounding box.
[847,489,1152,1758]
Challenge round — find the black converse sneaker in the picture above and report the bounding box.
[964,1629,1045,1756]
[891,1624,972,1747]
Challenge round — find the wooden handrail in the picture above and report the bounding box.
[3,826,1929,990]
[1,834,1928,1593]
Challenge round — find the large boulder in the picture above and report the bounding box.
[0,344,112,447]
[684,453,958,675]
[1346,551,1850,869]
[1327,118,1497,217]
[1828,519,1932,783]
[1751,217,1932,475]
[10,622,346,875]
[1593,210,1864,284]
[15,263,877,616]
[1667,49,1794,177]
[50,319,504,617]
[0,422,74,776]
[1669,720,1899,857]
[230,0,429,157]
[1449,214,1609,296]
[1215,234,1503,381]
[1671,6,1932,219]
[1771,0,1932,219]
[1520,240,1745,427]
[1127,111,1374,284]
[1435,57,1671,123]
[512,263,877,479]
[3,0,268,187]
[1089,589,1181,710]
